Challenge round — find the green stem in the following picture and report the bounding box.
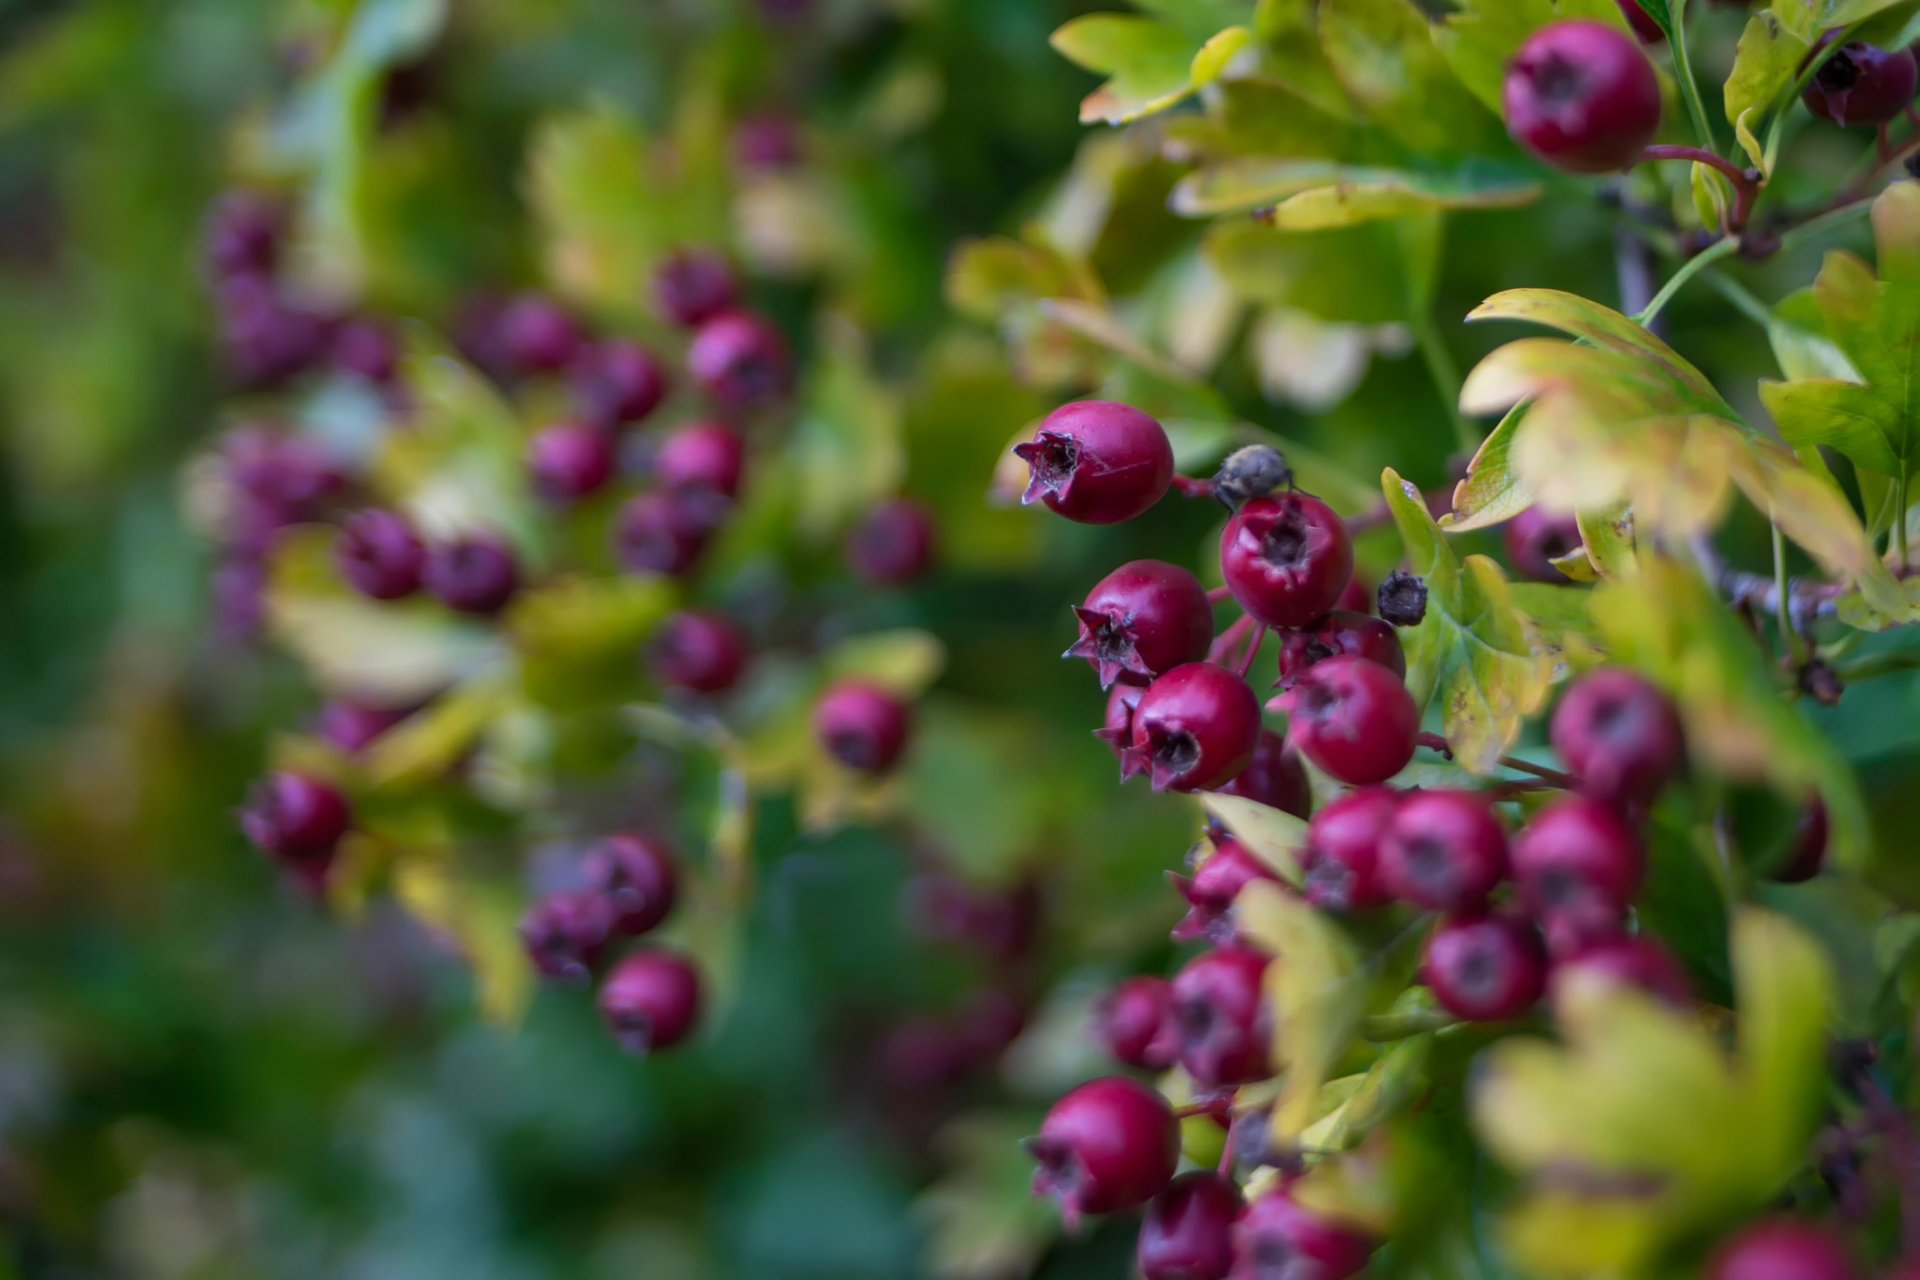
[1668,0,1720,154]
[1773,523,1804,663]
[1837,650,1920,682]
[1778,200,1875,256]
[1636,237,1740,326]
[1702,270,1774,328]
[1411,308,1476,454]
[1898,469,1912,569]
[1361,1009,1458,1042]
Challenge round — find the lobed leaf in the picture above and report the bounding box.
[1724,11,1810,170]
[1318,0,1502,156]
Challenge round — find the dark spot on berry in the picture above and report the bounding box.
[1818,49,1862,92]
[1263,517,1308,568]
[1152,729,1202,776]
[1535,54,1585,106]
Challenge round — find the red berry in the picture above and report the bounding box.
[1550,668,1685,805]
[1423,914,1546,1022]
[1504,506,1583,583]
[1505,20,1662,174]
[1552,934,1689,1006]
[1013,400,1173,525]
[1170,945,1273,1088]
[1139,1172,1242,1280]
[1208,730,1310,818]
[651,610,749,694]
[845,498,938,587]
[688,310,792,410]
[215,277,334,388]
[1028,1077,1179,1227]
[1300,786,1400,913]
[814,681,912,773]
[1334,573,1372,615]
[1707,1219,1853,1280]
[1774,797,1829,883]
[1123,663,1262,793]
[1804,41,1918,127]
[520,890,615,983]
[239,771,351,864]
[333,318,399,384]
[654,250,740,328]
[597,949,703,1053]
[581,833,678,936]
[1069,560,1215,689]
[734,113,803,171]
[1097,683,1146,760]
[423,534,519,614]
[336,508,427,601]
[952,988,1028,1068]
[653,420,747,502]
[1172,838,1279,944]
[1617,0,1663,43]
[316,699,410,754]
[1094,976,1178,1071]
[874,1016,965,1093]
[1381,790,1508,912]
[900,873,1039,964]
[224,427,348,514]
[569,339,668,428]
[1231,1190,1376,1280]
[1274,610,1404,689]
[1220,493,1355,629]
[615,489,717,578]
[1511,793,1645,937]
[1272,655,1418,786]
[203,190,285,281]
[526,422,619,502]
[496,293,582,374]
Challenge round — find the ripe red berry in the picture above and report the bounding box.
[1300,786,1400,913]
[1616,0,1663,43]
[1804,41,1918,127]
[581,833,678,936]
[1208,730,1310,818]
[688,309,792,409]
[332,318,399,384]
[900,873,1040,964]
[615,489,717,578]
[1097,683,1145,760]
[651,610,749,694]
[316,699,410,754]
[952,988,1028,1068]
[1220,493,1355,629]
[240,771,352,864]
[654,250,741,328]
[203,190,285,281]
[569,339,668,428]
[1552,934,1689,1006]
[814,681,912,773]
[1423,914,1546,1022]
[1504,506,1583,584]
[1274,610,1404,689]
[1334,573,1372,615]
[1013,400,1174,525]
[1028,1077,1179,1228]
[1511,793,1645,936]
[1550,668,1685,805]
[1069,560,1215,689]
[1170,945,1273,1088]
[423,533,520,614]
[1381,789,1509,912]
[845,498,938,587]
[1172,838,1279,944]
[1272,655,1418,786]
[653,420,747,502]
[597,949,703,1053]
[1123,663,1262,793]
[526,422,619,502]
[496,293,582,374]
[1139,1172,1242,1280]
[520,890,615,983]
[1505,20,1662,174]
[1231,1190,1376,1280]
[1774,798,1829,883]
[1706,1219,1853,1280]
[336,508,427,601]
[224,427,348,514]
[215,277,334,388]
[1094,975,1178,1071]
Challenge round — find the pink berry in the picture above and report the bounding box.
[1139,1172,1242,1280]
[1013,400,1174,525]
[581,833,678,936]
[1511,793,1645,937]
[1505,20,1662,174]
[239,771,351,864]
[1274,610,1404,689]
[1706,1219,1853,1280]
[1208,731,1311,818]
[597,949,703,1053]
[1550,668,1685,806]
[1774,797,1829,883]
[1381,790,1509,912]
[332,318,399,384]
[1505,506,1583,583]
[1231,1190,1376,1280]
[336,508,427,601]
[653,420,747,502]
[615,490,717,578]
[1096,683,1145,760]
[1123,663,1262,793]
[1029,1077,1179,1228]
[1094,976,1178,1071]
[316,700,411,754]
[423,534,519,615]
[526,422,619,502]
[814,681,912,773]
[688,310,792,410]
[654,250,740,328]
[1617,0,1663,43]
[1220,493,1355,629]
[1552,934,1689,1006]
[496,293,582,374]
[520,890,615,983]
[1300,786,1401,913]
[1424,914,1546,1022]
[1273,655,1418,786]
[651,610,749,694]
[1170,945,1273,1089]
[1069,560,1215,690]
[1172,838,1279,944]
[569,339,667,428]
[203,190,285,281]
[1804,41,1919,127]
[845,498,938,588]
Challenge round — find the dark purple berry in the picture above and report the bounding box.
[1231,1190,1376,1280]
[240,771,352,864]
[654,250,741,328]
[1274,611,1404,689]
[1097,684,1146,760]
[688,310,792,410]
[520,890,615,983]
[423,534,519,615]
[1381,789,1509,912]
[1804,41,1918,127]
[332,318,399,384]
[1170,945,1273,1089]
[215,277,333,387]
[203,190,285,281]
[1139,1172,1242,1280]
[1094,976,1178,1071]
[1617,0,1663,43]
[526,422,619,502]
[496,294,582,375]
[734,113,803,171]
[1069,560,1215,689]
[1300,786,1400,913]
[1550,668,1685,805]
[1511,793,1645,937]
[1377,570,1428,627]
[615,489,717,578]
[1013,400,1174,525]
[1505,21,1662,174]
[1774,797,1829,883]
[651,610,749,694]
[1707,1219,1853,1280]
[570,339,668,429]
[1123,663,1262,793]
[814,681,912,774]
[597,949,702,1053]
[335,509,427,601]
[1220,493,1355,629]
[1272,655,1418,787]
[1423,914,1546,1022]
[1027,1077,1179,1228]
[581,833,678,936]
[845,498,938,587]
[1505,506,1583,583]
[1208,731,1310,818]
[1172,838,1279,944]
[1552,934,1689,1006]
[316,700,410,754]
[654,420,747,502]
[213,555,269,642]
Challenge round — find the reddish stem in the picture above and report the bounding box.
[1207,585,1234,605]
[1639,145,1763,232]
[1236,624,1269,679]
[1171,475,1216,501]
[1209,615,1255,666]
[1417,732,1578,788]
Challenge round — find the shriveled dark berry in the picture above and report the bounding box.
[814,681,912,773]
[1014,400,1174,525]
[1505,20,1662,174]
[1382,789,1509,912]
[1550,668,1685,805]
[1170,945,1273,1088]
[1139,1172,1242,1280]
[1094,976,1178,1071]
[1123,663,1262,793]
[688,310,792,410]
[1172,838,1279,944]
[1300,786,1400,913]
[1069,560,1215,689]
[1505,507,1583,583]
[1028,1077,1179,1229]
[1208,731,1310,818]
[1423,914,1546,1022]
[651,610,749,694]
[581,833,678,936]
[845,498,938,587]
[569,339,668,429]
[1231,1189,1376,1280]
[423,534,520,615]
[336,508,427,601]
[1272,655,1418,786]
[519,890,615,983]
[597,949,702,1053]
[655,250,741,328]
[1274,611,1405,689]
[1377,570,1428,627]
[1220,493,1354,629]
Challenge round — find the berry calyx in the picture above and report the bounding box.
[520,890,615,982]
[1028,1077,1179,1228]
[1774,797,1829,883]
[597,949,703,1053]
[1097,683,1146,759]
[1381,789,1509,912]
[1013,400,1174,525]
[1505,506,1583,583]
[1510,793,1645,937]
[1139,1172,1242,1280]
[1272,655,1418,786]
[615,489,718,578]
[1208,730,1310,818]
[526,422,619,502]
[423,533,520,615]
[1274,610,1405,689]
[1170,945,1273,1088]
[239,771,352,864]
[581,833,679,936]
[569,339,668,429]
[1505,20,1662,174]
[1706,1219,1854,1280]
[335,508,427,601]
[1423,914,1547,1022]
[1093,975,1178,1071]
[653,420,747,503]
[1219,493,1355,629]
[651,610,750,694]
[845,498,938,587]
[1068,560,1215,689]
[814,681,912,774]
[1804,41,1919,127]
[654,250,740,328]
[1231,1189,1376,1280]
[496,293,583,375]
[1172,837,1280,943]
[1552,934,1689,1006]
[1550,667,1685,805]
[1300,786,1401,913]
[687,310,792,409]
[1123,663,1262,793]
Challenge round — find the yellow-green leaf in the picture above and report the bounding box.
[1724,11,1809,169]
[1200,793,1307,882]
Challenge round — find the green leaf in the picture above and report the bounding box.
[1467,288,1729,409]
[1319,0,1502,155]
[1244,163,1541,229]
[393,854,534,1027]
[1206,220,1427,324]
[1051,14,1247,125]
[1201,793,1308,882]
[1724,12,1810,169]
[1435,0,1634,114]
[918,1114,1059,1280]
[1772,0,1917,42]
[362,679,515,789]
[1442,404,1532,532]
[790,320,907,538]
[1382,468,1552,773]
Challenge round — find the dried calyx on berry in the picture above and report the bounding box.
[1122,663,1262,792]
[1209,444,1292,510]
[1377,570,1428,627]
[1027,1077,1179,1230]
[1803,39,1919,128]
[1067,560,1215,690]
[1170,837,1278,943]
[1014,400,1175,525]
